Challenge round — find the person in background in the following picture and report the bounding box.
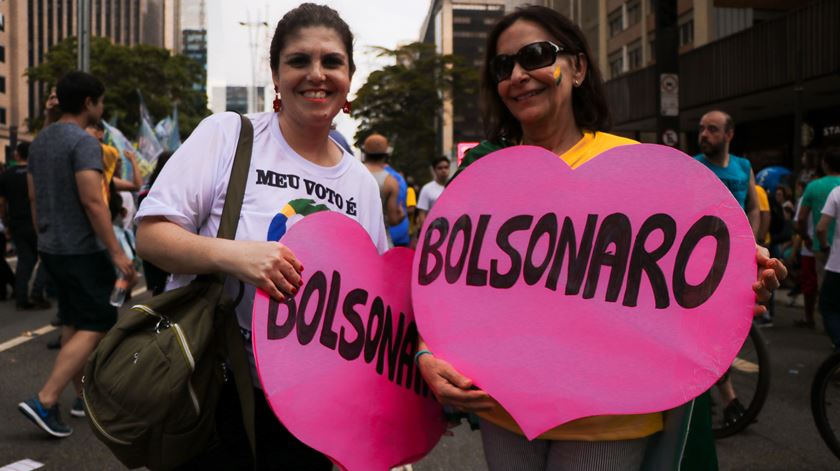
[0,141,50,310]
[798,149,840,292]
[19,71,135,438]
[816,154,840,350]
[362,134,404,244]
[415,156,451,230]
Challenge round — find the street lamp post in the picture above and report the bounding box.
[77,0,91,72]
[239,13,269,114]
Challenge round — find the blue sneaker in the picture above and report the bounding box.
[70,397,85,418]
[18,397,73,438]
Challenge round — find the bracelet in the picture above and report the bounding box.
[414,349,433,365]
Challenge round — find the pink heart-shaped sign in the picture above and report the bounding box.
[253,212,446,471]
[412,144,757,439]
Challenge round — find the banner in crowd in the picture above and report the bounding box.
[137,92,164,167]
[154,105,182,152]
[412,144,757,439]
[252,212,446,471]
[102,121,154,180]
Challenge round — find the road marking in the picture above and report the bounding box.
[0,288,148,353]
[0,459,44,471]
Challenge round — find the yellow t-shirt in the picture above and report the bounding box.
[406,186,417,235]
[476,131,664,441]
[755,185,772,245]
[101,144,120,203]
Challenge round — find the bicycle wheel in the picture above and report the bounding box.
[711,323,772,438]
[811,352,840,460]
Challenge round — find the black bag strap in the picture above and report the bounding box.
[217,114,254,241]
[209,113,257,459]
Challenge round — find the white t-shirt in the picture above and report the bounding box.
[417,180,445,212]
[136,112,389,380]
[821,186,840,273]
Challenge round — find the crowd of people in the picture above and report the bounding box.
[10,2,825,471]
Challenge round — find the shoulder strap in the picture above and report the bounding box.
[217,114,254,240]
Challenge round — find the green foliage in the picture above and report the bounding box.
[26,37,209,137]
[351,42,479,183]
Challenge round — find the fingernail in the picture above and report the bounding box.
[300,265,305,272]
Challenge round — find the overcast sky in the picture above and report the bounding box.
[207,0,433,148]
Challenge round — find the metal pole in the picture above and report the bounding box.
[654,0,680,148]
[77,0,90,72]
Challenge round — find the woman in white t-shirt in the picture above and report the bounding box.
[135,5,387,470]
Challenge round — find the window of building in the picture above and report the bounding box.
[608,51,624,79]
[0,107,6,125]
[608,8,623,37]
[0,76,5,93]
[626,1,641,27]
[627,41,642,71]
[647,32,655,63]
[0,13,4,32]
[679,13,694,47]
[0,45,5,63]
[453,16,471,24]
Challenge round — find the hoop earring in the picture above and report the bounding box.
[342,101,352,114]
[273,86,281,112]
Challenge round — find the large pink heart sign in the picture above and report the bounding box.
[252,212,446,471]
[412,144,757,439]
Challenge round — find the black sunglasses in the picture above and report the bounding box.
[490,41,571,84]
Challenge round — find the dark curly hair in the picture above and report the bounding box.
[480,5,611,142]
[269,3,355,75]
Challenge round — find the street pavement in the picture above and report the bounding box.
[0,288,838,470]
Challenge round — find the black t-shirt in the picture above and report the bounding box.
[0,164,35,233]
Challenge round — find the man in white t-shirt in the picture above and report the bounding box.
[415,156,451,230]
[816,182,840,350]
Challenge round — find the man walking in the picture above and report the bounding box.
[816,149,840,350]
[0,141,50,310]
[362,134,404,246]
[799,149,840,290]
[18,71,134,438]
[416,156,451,230]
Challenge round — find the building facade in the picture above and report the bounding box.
[0,0,181,160]
[180,0,206,94]
[602,0,839,171]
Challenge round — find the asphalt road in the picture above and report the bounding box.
[0,289,837,470]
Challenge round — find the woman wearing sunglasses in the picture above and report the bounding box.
[416,5,785,471]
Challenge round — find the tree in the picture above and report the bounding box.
[351,42,479,184]
[27,37,209,137]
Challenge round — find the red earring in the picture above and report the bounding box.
[273,86,281,112]
[342,101,352,114]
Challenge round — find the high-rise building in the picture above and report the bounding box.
[180,0,206,93]
[211,86,264,115]
[0,0,182,160]
[420,0,506,160]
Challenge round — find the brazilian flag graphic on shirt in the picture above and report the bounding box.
[267,198,329,241]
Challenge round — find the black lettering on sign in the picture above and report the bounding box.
[490,215,533,289]
[267,297,296,340]
[545,215,598,295]
[319,271,342,350]
[296,271,327,345]
[445,215,472,283]
[523,213,558,285]
[364,297,385,364]
[466,215,491,286]
[338,288,367,361]
[376,307,405,382]
[673,215,730,309]
[417,218,450,285]
[583,213,631,302]
[623,214,676,308]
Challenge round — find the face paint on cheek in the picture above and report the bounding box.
[553,66,563,86]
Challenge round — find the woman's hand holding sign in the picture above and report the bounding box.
[416,342,496,413]
[753,245,787,315]
[227,240,303,302]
